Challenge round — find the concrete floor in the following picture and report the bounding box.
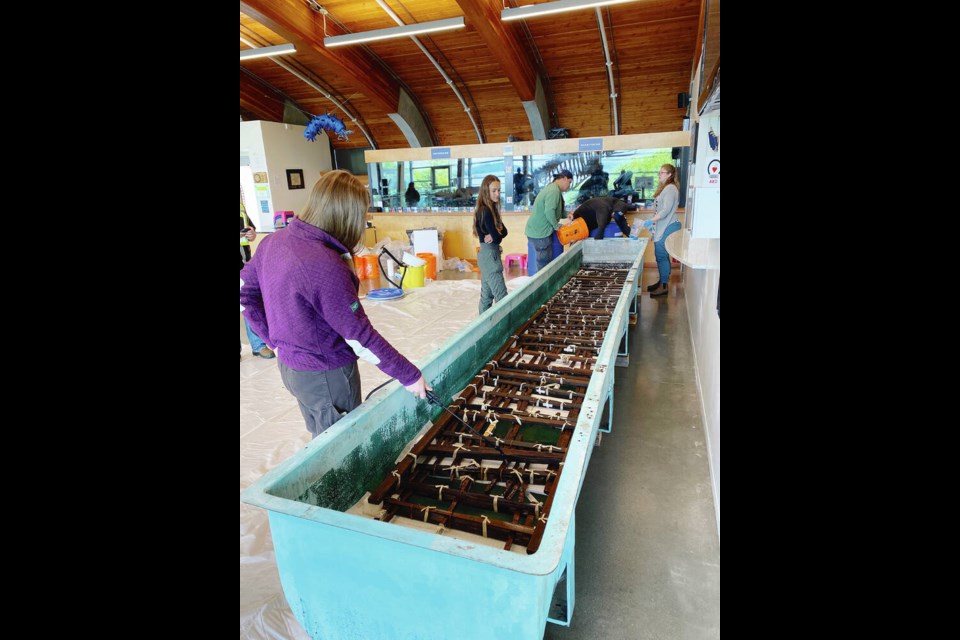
[241,258,720,639]
[543,274,720,640]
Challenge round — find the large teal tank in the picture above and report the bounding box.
[242,238,647,639]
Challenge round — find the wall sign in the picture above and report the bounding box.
[579,138,603,151]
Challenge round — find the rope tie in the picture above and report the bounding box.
[405,452,418,470]
[437,523,446,535]
[449,465,460,479]
[538,515,548,525]
[468,383,478,395]
[536,443,543,451]
[514,415,522,425]
[376,509,387,520]
[511,469,525,484]
[421,506,435,523]
[529,469,536,483]
[436,485,446,501]
[481,515,490,538]
[492,495,499,513]
[529,496,542,518]
[483,413,498,437]
[391,471,401,488]
[453,442,471,454]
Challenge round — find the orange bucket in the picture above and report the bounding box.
[353,255,364,276]
[558,217,589,245]
[361,254,380,280]
[416,252,437,279]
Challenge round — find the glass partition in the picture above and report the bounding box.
[368,148,676,212]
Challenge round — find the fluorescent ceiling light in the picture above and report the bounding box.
[324,17,465,48]
[502,0,637,21]
[240,43,297,61]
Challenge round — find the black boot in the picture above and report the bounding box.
[646,281,662,292]
[650,283,668,297]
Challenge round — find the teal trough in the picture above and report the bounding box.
[241,238,648,639]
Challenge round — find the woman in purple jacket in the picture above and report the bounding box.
[241,170,430,437]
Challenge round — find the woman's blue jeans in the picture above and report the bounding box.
[244,317,266,352]
[654,220,682,285]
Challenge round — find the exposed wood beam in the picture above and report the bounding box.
[240,0,400,113]
[456,0,537,101]
[456,0,550,138]
[240,71,285,122]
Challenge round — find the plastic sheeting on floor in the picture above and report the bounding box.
[240,279,525,640]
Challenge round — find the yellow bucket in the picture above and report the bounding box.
[400,264,425,289]
[558,217,589,245]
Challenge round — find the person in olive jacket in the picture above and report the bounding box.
[525,169,573,273]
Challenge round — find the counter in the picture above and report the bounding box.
[369,209,684,266]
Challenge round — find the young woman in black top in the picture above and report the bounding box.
[472,175,509,313]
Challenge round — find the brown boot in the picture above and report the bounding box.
[650,283,668,297]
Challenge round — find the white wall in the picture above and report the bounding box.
[684,256,720,536]
[240,121,334,231]
[240,122,267,228]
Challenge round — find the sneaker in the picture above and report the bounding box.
[646,281,662,292]
[650,283,668,297]
[254,346,276,359]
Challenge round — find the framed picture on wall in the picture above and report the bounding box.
[286,169,304,190]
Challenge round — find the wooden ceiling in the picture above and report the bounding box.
[240,0,702,151]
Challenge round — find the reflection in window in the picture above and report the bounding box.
[368,148,675,212]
